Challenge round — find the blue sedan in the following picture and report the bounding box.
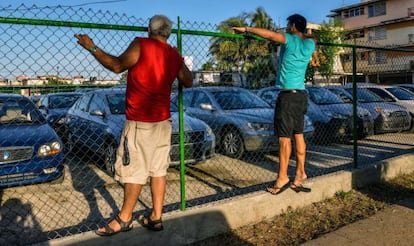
[0,93,64,187]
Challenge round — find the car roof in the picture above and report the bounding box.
[43,92,83,96]
[186,86,249,92]
[0,93,26,100]
[87,87,126,94]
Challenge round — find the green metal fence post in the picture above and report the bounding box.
[352,44,358,168]
[176,16,187,211]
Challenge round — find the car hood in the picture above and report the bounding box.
[224,108,274,123]
[318,103,370,118]
[394,101,414,114]
[171,112,209,132]
[0,123,60,147]
[48,108,68,117]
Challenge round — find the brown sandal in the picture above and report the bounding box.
[138,214,164,231]
[95,214,133,236]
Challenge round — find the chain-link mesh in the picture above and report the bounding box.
[1,4,414,245]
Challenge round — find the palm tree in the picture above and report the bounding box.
[207,7,279,88]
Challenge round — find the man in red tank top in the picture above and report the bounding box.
[75,15,192,235]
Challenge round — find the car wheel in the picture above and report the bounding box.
[104,141,117,177]
[221,127,244,159]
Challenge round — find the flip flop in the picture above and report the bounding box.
[266,181,290,195]
[290,183,312,193]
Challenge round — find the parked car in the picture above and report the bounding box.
[306,86,374,140]
[345,83,414,130]
[327,86,411,134]
[37,92,83,141]
[175,86,314,159]
[256,86,371,143]
[395,84,414,94]
[65,88,215,176]
[0,93,64,187]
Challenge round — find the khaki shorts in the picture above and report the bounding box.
[114,119,172,184]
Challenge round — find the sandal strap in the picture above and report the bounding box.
[147,216,162,226]
[114,214,132,230]
[103,224,115,234]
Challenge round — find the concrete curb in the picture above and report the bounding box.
[44,153,414,246]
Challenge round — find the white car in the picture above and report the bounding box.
[344,83,414,131]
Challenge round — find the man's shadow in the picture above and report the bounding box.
[0,198,46,245]
[65,149,120,229]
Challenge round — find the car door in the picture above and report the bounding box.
[84,93,108,153]
[186,90,217,130]
[68,93,93,146]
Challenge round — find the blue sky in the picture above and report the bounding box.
[1,0,360,25]
[1,0,363,79]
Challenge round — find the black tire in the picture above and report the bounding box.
[103,141,117,177]
[220,127,244,159]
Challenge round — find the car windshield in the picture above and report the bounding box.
[385,87,414,100]
[307,87,343,105]
[328,88,352,103]
[344,88,385,103]
[107,93,125,114]
[0,98,45,124]
[212,90,271,110]
[49,94,81,109]
[170,101,179,112]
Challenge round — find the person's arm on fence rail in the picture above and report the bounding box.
[74,33,192,88]
[232,26,316,44]
[74,34,139,73]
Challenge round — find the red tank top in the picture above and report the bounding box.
[125,37,184,122]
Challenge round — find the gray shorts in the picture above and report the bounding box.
[114,119,172,184]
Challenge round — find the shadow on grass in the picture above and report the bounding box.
[354,171,414,209]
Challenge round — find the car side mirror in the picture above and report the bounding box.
[200,103,214,111]
[90,109,105,117]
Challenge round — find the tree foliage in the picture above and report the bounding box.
[312,19,344,83]
[206,7,279,88]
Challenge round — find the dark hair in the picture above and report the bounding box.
[287,14,307,33]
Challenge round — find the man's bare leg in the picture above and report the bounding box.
[292,133,307,186]
[149,176,166,220]
[267,137,291,193]
[96,183,142,233]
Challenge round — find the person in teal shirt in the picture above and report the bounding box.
[233,14,316,195]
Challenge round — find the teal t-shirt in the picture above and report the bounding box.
[276,33,315,90]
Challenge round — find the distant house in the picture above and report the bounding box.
[329,0,414,83]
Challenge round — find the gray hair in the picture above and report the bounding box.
[149,15,172,38]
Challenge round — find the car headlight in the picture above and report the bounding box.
[56,117,65,124]
[37,141,62,157]
[205,125,214,137]
[247,122,273,131]
[375,107,391,117]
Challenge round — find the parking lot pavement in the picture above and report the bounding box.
[1,133,413,245]
[302,198,414,246]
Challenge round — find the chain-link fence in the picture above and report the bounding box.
[1,4,414,245]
